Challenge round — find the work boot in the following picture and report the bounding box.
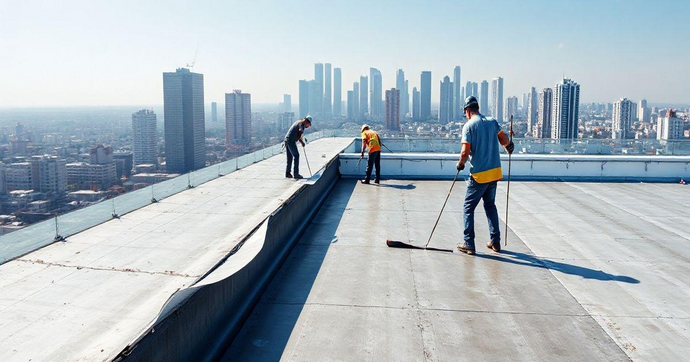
[486,241,501,253]
[285,172,293,178]
[294,174,303,180]
[374,179,380,184]
[456,242,476,255]
[360,179,370,184]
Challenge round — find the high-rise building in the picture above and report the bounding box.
[211,102,218,123]
[333,68,342,117]
[282,94,291,112]
[527,87,538,135]
[439,76,454,123]
[308,80,320,117]
[612,98,636,139]
[132,109,158,166]
[453,66,462,120]
[396,69,409,118]
[370,68,383,118]
[25,155,67,194]
[353,82,360,120]
[360,76,368,117]
[324,63,332,117]
[412,87,421,121]
[420,71,432,119]
[385,88,401,131]
[535,88,553,138]
[299,79,310,118]
[163,68,205,173]
[657,109,684,140]
[505,96,518,123]
[491,77,504,122]
[314,63,324,116]
[347,90,355,120]
[552,79,580,140]
[225,90,252,145]
[638,99,650,123]
[5,162,33,191]
[479,81,489,114]
[278,112,295,132]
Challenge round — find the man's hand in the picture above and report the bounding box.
[300,140,305,147]
[456,162,465,171]
[360,152,364,159]
[505,141,515,154]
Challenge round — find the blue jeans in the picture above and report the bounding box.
[463,178,500,247]
[285,140,299,175]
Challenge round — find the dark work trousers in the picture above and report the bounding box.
[285,140,300,175]
[365,151,381,182]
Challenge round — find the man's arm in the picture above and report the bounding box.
[457,143,470,170]
[360,136,367,157]
[497,131,514,153]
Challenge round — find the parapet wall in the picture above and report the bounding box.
[116,159,341,362]
[339,153,690,182]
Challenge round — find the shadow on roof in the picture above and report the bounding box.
[476,250,640,284]
[377,183,416,190]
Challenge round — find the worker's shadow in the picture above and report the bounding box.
[377,183,416,190]
[476,250,640,284]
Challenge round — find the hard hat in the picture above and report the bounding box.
[361,124,370,132]
[463,96,479,110]
[305,115,313,123]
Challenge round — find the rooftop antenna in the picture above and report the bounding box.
[186,43,199,70]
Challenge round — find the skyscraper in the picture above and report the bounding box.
[505,96,518,122]
[657,109,684,140]
[439,76,454,123]
[527,87,538,135]
[132,109,158,165]
[333,68,342,117]
[308,80,319,117]
[314,63,324,116]
[420,71,431,119]
[396,69,409,118]
[211,102,218,123]
[299,79,310,118]
[282,94,292,112]
[412,87,421,121]
[491,77,504,122]
[453,66,462,120]
[359,76,368,117]
[278,112,295,132]
[385,88,401,131]
[370,68,383,118]
[479,80,489,114]
[638,99,650,123]
[552,79,580,140]
[225,90,251,145]
[324,63,332,117]
[347,90,355,120]
[612,97,636,139]
[353,81,360,120]
[536,88,553,138]
[404,80,409,117]
[163,68,205,173]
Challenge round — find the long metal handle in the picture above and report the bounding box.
[425,169,460,248]
[505,116,513,246]
[302,144,312,176]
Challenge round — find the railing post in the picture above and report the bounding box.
[53,213,65,242]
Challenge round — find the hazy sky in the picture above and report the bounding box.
[1,0,689,107]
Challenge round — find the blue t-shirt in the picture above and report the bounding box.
[461,114,504,183]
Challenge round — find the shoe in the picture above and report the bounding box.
[360,179,370,184]
[374,179,380,184]
[456,242,476,255]
[294,174,303,179]
[285,172,293,178]
[487,241,501,252]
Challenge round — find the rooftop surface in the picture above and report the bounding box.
[226,179,690,361]
[0,138,353,361]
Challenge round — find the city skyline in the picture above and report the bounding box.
[2,1,689,108]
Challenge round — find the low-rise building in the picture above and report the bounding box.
[66,162,117,190]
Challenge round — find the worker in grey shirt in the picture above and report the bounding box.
[284,116,312,179]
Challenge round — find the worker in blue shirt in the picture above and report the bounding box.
[284,116,312,179]
[456,96,514,255]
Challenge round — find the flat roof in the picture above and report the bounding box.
[0,138,354,361]
[225,179,690,361]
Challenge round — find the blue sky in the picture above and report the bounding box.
[1,0,688,107]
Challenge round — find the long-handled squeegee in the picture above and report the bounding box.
[386,169,460,253]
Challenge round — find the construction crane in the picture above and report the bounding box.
[186,44,199,70]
